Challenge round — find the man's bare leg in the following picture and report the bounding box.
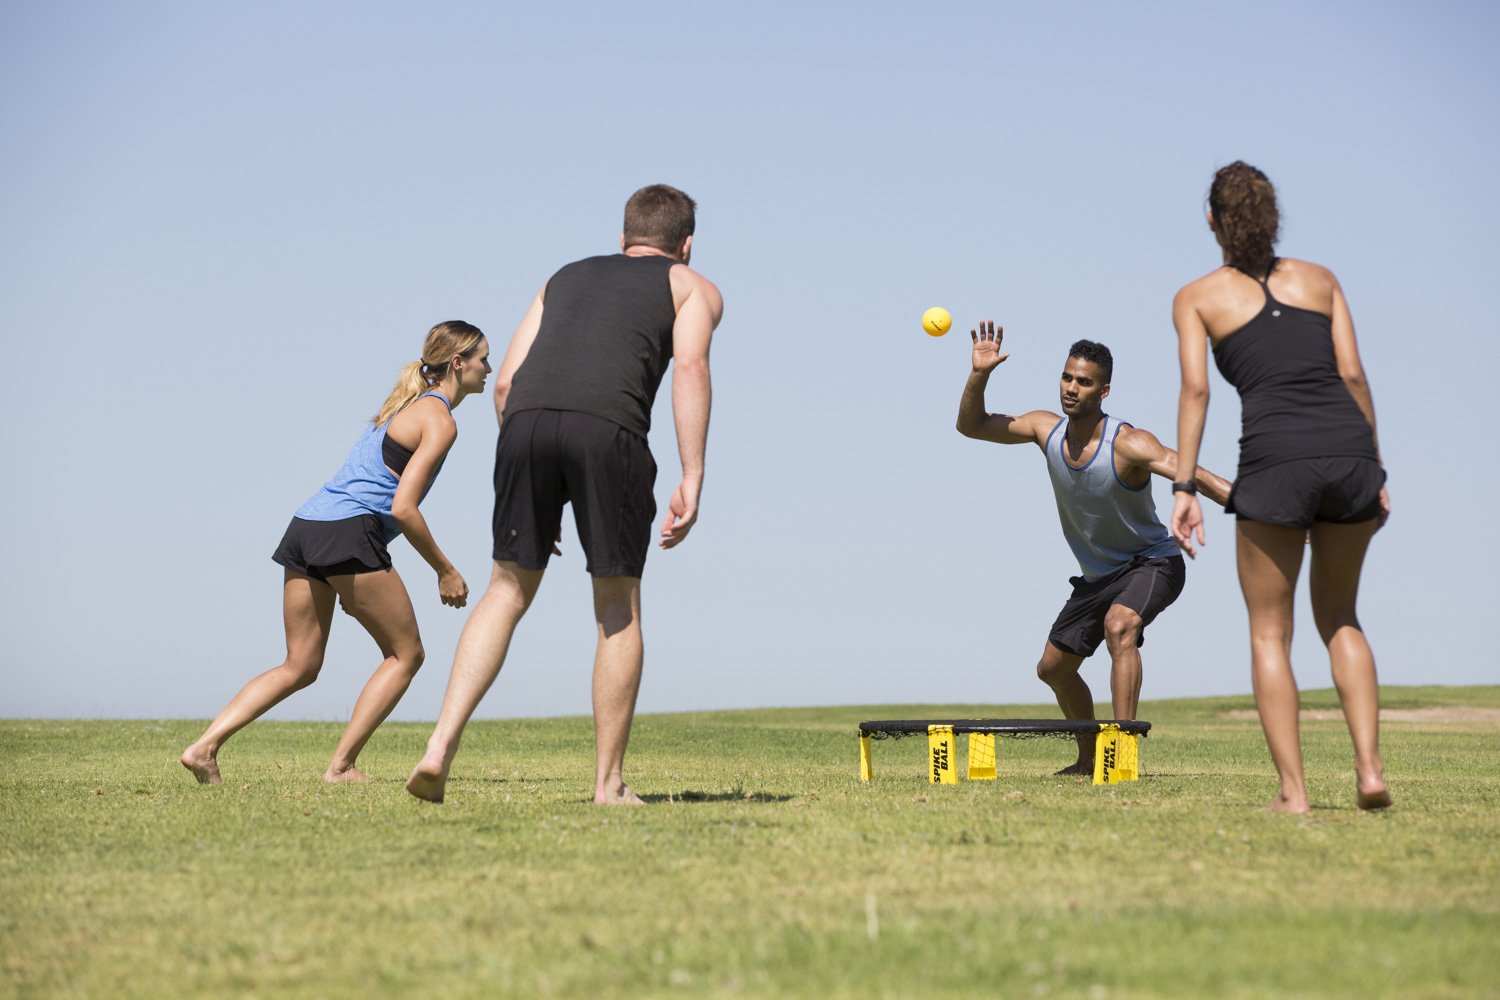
[323,567,425,783]
[591,575,645,804]
[1309,518,1390,810]
[1036,642,1093,774]
[1238,521,1310,814]
[407,561,543,803]
[181,571,336,783]
[1102,604,1144,721]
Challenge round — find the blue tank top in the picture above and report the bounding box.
[293,391,452,542]
[1044,415,1180,581]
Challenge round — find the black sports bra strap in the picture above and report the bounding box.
[1227,260,1276,304]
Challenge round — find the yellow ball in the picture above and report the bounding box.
[922,306,952,337]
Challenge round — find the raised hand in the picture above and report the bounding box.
[970,320,1010,374]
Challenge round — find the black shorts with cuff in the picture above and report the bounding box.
[271,514,392,583]
[1048,554,1187,658]
[492,408,657,578]
[1226,456,1383,529]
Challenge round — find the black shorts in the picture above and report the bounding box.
[492,409,657,578]
[1048,554,1186,658]
[271,515,392,583]
[1228,456,1383,528]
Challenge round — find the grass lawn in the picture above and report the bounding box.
[3,685,1498,999]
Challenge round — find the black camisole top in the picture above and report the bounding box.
[1211,262,1378,478]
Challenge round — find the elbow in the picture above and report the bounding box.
[955,416,976,439]
[675,356,710,381]
[492,377,513,411]
[390,501,419,527]
[1178,381,1209,404]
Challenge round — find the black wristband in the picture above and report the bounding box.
[1171,482,1197,495]
[1381,468,1387,484]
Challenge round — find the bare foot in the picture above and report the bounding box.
[594,783,645,806]
[1055,760,1094,776]
[323,765,370,784]
[180,746,222,785]
[406,755,449,803]
[1265,793,1311,814]
[1356,769,1391,810]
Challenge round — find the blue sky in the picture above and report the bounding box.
[2,1,1495,722]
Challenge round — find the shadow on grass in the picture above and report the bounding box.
[450,776,567,785]
[643,789,794,804]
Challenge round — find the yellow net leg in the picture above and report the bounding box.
[1093,724,1140,784]
[1117,732,1139,781]
[859,735,873,782]
[928,725,956,785]
[1093,724,1115,785]
[966,732,997,780]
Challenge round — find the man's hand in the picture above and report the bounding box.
[971,320,1010,373]
[659,481,700,549]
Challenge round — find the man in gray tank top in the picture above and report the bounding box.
[408,185,724,805]
[956,323,1231,774]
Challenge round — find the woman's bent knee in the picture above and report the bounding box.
[283,660,323,689]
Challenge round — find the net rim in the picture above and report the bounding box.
[858,719,1151,740]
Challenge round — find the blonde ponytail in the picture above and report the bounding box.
[373,320,485,425]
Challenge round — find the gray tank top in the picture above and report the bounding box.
[1044,415,1179,581]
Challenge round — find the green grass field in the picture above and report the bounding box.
[3,685,1498,999]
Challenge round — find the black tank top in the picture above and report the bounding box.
[1211,263,1378,477]
[503,254,677,437]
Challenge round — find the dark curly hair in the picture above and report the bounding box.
[1209,161,1280,278]
[1068,339,1113,383]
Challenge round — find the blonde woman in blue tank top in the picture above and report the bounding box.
[182,322,491,785]
[1171,162,1391,814]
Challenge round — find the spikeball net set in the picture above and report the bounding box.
[857,719,1152,786]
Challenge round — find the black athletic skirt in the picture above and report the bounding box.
[1227,456,1383,528]
[271,515,392,582]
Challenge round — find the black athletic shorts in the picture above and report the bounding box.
[271,514,392,582]
[1048,554,1186,658]
[492,408,657,578]
[1227,456,1383,528]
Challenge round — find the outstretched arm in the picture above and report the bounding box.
[955,321,1051,446]
[660,270,724,549]
[1114,425,1232,508]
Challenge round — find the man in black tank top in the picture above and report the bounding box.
[408,185,725,806]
